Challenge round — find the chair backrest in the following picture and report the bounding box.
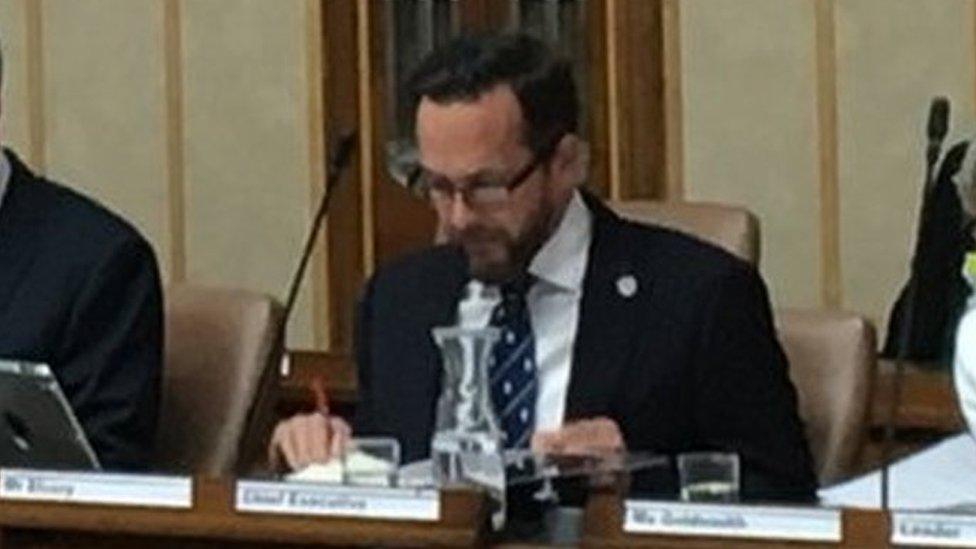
[608,199,875,484]
[609,199,760,265]
[775,309,876,485]
[156,285,283,476]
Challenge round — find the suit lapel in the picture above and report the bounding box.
[565,195,647,420]
[422,245,469,327]
[417,245,470,392]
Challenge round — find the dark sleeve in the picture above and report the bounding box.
[693,262,818,502]
[351,276,376,435]
[57,236,163,471]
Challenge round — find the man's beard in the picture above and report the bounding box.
[447,207,555,284]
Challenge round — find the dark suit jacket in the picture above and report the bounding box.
[0,150,163,471]
[353,193,817,501]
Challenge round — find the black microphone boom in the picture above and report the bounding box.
[282,131,357,324]
[928,97,950,142]
[881,96,952,509]
[234,130,356,473]
[926,97,950,187]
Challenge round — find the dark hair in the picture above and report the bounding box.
[407,33,578,155]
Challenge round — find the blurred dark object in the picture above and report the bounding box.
[882,97,974,369]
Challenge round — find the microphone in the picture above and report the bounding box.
[881,97,951,509]
[235,131,357,473]
[281,131,357,323]
[928,97,950,142]
[926,97,950,188]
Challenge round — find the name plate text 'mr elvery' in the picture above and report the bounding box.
[0,469,192,509]
[624,500,842,543]
[892,512,976,547]
[235,480,440,522]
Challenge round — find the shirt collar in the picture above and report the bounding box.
[0,150,10,211]
[527,190,592,292]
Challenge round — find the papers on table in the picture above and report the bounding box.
[819,433,976,511]
[269,451,438,521]
[818,432,976,547]
[287,451,396,486]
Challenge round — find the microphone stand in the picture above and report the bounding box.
[282,131,358,326]
[881,98,949,509]
[235,131,357,474]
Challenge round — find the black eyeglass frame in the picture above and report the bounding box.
[403,132,567,205]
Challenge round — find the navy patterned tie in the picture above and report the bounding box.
[488,277,537,449]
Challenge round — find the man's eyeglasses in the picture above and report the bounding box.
[387,133,565,209]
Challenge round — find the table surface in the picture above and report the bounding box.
[821,431,976,511]
[581,493,890,548]
[3,445,976,549]
[0,477,488,548]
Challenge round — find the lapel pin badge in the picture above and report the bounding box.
[616,274,638,298]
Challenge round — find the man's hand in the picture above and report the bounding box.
[268,412,352,472]
[530,417,625,456]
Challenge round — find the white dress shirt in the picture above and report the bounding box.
[0,151,10,213]
[955,307,976,435]
[456,191,592,431]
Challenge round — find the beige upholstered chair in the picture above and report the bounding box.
[610,199,876,484]
[156,285,283,476]
[611,200,761,265]
[774,309,876,485]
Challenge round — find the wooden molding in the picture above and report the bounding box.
[814,0,843,309]
[357,0,376,276]
[870,360,963,432]
[24,0,45,173]
[458,0,512,32]
[584,0,611,199]
[305,0,329,348]
[662,0,684,199]
[365,2,438,268]
[608,0,667,200]
[163,0,187,284]
[321,0,365,351]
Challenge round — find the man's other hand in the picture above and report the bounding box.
[268,412,352,472]
[530,417,625,456]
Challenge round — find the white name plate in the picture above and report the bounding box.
[624,500,842,542]
[0,469,192,509]
[235,480,440,522]
[892,512,976,547]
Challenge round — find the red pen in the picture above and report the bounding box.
[312,375,329,416]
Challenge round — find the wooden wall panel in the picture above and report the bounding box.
[681,0,821,309]
[584,0,610,198]
[458,0,513,32]
[181,0,316,347]
[836,0,976,332]
[42,0,170,277]
[365,1,439,269]
[321,0,364,350]
[609,0,666,200]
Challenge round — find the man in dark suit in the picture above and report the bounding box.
[272,33,816,501]
[0,49,163,470]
